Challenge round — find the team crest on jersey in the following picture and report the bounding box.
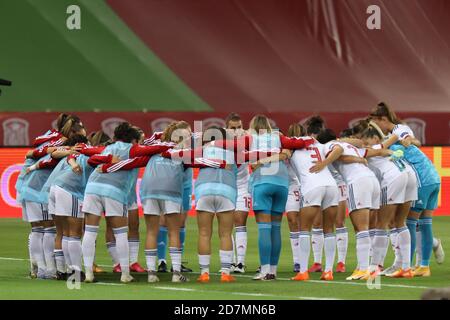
[403,118,426,144]
[102,117,127,139]
[2,118,29,146]
[151,117,176,132]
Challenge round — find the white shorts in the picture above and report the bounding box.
[48,186,56,216]
[128,202,139,211]
[285,184,300,212]
[404,170,418,202]
[347,177,381,213]
[83,194,128,217]
[142,199,181,216]
[196,195,235,213]
[22,201,51,223]
[51,186,84,218]
[381,172,408,206]
[235,187,251,212]
[337,183,348,203]
[300,186,339,210]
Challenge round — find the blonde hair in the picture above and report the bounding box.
[287,123,305,137]
[249,114,272,134]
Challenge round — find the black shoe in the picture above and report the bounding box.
[70,270,86,282]
[158,261,168,273]
[234,263,246,273]
[263,273,276,281]
[256,265,261,273]
[56,271,68,281]
[170,264,193,273]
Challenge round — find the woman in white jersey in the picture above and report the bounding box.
[289,124,339,281]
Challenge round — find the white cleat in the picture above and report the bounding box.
[120,274,135,284]
[433,238,445,264]
[147,271,160,283]
[172,271,189,283]
[380,265,398,276]
[84,270,95,283]
[233,263,246,274]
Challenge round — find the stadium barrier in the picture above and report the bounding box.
[1,147,449,218]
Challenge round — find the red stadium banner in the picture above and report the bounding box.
[1,147,449,218]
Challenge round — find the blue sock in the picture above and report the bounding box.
[257,222,272,266]
[270,221,282,267]
[157,226,168,261]
[179,227,186,254]
[419,217,433,267]
[406,218,418,264]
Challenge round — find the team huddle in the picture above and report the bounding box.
[17,103,445,285]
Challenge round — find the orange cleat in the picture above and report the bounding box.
[308,263,323,273]
[113,264,122,273]
[336,262,346,273]
[291,271,310,281]
[197,272,210,283]
[130,262,146,273]
[391,268,414,278]
[93,263,106,273]
[320,271,334,281]
[220,273,236,283]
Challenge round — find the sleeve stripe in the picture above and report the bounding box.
[106,159,135,172]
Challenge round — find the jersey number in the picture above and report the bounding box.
[308,147,323,162]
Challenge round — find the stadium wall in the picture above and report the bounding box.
[1,146,449,218]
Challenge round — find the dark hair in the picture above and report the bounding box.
[113,122,139,143]
[203,125,227,144]
[340,128,353,138]
[305,116,325,135]
[56,113,70,132]
[88,130,111,146]
[361,127,383,140]
[369,102,402,124]
[317,128,337,144]
[225,113,242,127]
[351,119,369,137]
[287,123,306,137]
[64,134,88,146]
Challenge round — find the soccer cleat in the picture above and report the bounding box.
[112,264,122,273]
[234,263,246,274]
[56,271,67,281]
[181,264,193,273]
[380,265,398,276]
[45,271,57,280]
[291,271,309,281]
[336,262,346,273]
[308,263,323,273]
[158,260,168,273]
[220,273,236,283]
[172,271,189,283]
[252,273,265,280]
[84,270,96,283]
[29,263,38,279]
[369,265,382,278]
[36,268,47,280]
[293,263,300,273]
[230,263,236,273]
[93,263,106,273]
[413,266,431,277]
[130,262,146,273]
[197,272,210,283]
[120,274,135,283]
[147,271,160,283]
[320,271,334,281]
[256,265,261,273]
[433,238,445,264]
[346,269,369,280]
[389,268,414,278]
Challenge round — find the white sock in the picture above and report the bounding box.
[270,265,277,276]
[30,227,46,271]
[356,231,371,271]
[113,227,130,276]
[169,247,182,272]
[28,232,36,270]
[43,227,56,274]
[54,249,65,273]
[62,236,72,272]
[261,264,270,275]
[128,238,140,264]
[289,231,300,265]
[369,229,376,258]
[68,237,82,272]
[415,230,422,266]
[336,227,348,264]
[220,250,233,275]
[299,231,311,273]
[198,254,211,274]
[106,242,119,266]
[235,226,247,265]
[371,229,388,267]
[311,228,324,264]
[324,233,336,272]
[145,249,157,271]
[397,226,411,270]
[231,234,237,265]
[82,225,99,273]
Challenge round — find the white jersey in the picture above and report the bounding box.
[325,141,376,185]
[236,164,250,190]
[290,139,336,195]
[367,144,404,188]
[328,163,345,186]
[287,161,300,188]
[391,124,415,141]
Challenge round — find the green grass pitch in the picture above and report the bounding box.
[0,217,448,300]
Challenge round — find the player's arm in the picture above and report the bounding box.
[338,137,364,148]
[78,145,106,156]
[309,144,344,173]
[210,136,251,152]
[338,155,368,165]
[365,147,393,158]
[51,146,79,159]
[280,135,314,149]
[97,156,151,173]
[87,154,114,167]
[25,157,60,174]
[129,143,175,157]
[185,158,228,169]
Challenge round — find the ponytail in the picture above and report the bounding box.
[370,102,402,125]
